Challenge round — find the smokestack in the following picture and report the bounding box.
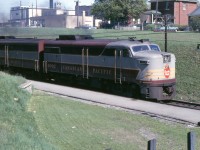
[50,0,53,9]
[82,11,85,26]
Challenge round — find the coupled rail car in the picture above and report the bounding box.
[0,35,176,100]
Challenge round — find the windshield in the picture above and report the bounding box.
[132,45,149,52]
[149,45,160,51]
[132,44,160,52]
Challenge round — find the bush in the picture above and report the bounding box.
[189,16,200,31]
[145,24,155,31]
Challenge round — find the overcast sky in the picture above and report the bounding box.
[0,0,94,21]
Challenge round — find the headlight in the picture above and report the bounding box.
[163,55,171,63]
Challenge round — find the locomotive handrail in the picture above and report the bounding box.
[37,60,39,72]
[86,48,89,79]
[82,48,85,78]
[82,48,89,79]
[4,45,6,66]
[35,60,39,72]
[45,61,48,73]
[42,61,45,73]
[35,60,37,71]
[43,61,48,73]
[114,50,122,84]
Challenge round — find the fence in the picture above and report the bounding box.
[148,131,196,150]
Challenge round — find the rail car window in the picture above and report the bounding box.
[132,45,149,52]
[101,48,115,56]
[45,47,60,54]
[8,44,37,51]
[86,46,104,56]
[60,46,83,55]
[149,45,160,51]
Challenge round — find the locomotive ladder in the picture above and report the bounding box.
[114,50,122,84]
[82,48,89,79]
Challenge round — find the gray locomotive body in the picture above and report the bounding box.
[0,36,176,100]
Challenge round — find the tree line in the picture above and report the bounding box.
[91,0,147,27]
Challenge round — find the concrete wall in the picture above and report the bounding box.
[43,15,66,28]
[41,15,93,28]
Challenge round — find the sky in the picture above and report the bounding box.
[0,0,94,21]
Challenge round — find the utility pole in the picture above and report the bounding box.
[36,0,38,17]
[74,0,80,27]
[164,15,167,52]
[155,0,158,25]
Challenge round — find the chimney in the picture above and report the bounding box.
[82,11,85,26]
[50,0,53,9]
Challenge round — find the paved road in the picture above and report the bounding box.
[30,80,200,126]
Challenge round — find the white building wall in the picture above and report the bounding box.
[66,10,75,15]
[56,9,64,15]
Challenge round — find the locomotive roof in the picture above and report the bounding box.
[0,38,154,48]
[44,39,119,46]
[106,39,153,48]
[0,38,42,44]
[44,38,153,47]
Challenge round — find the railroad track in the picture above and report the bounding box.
[160,100,200,110]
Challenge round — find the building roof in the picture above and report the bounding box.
[143,10,162,15]
[189,6,200,16]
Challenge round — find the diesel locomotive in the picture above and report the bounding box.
[0,35,176,100]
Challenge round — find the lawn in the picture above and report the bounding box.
[29,90,200,150]
[0,72,55,149]
[0,71,200,149]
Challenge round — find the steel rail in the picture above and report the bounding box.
[160,100,200,110]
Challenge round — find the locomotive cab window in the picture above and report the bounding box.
[132,45,149,52]
[149,45,160,51]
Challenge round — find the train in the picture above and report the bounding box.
[0,35,176,100]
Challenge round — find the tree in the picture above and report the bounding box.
[189,16,200,31]
[91,0,147,26]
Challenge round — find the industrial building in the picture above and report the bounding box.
[7,0,95,28]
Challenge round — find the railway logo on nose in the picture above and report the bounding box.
[164,64,170,78]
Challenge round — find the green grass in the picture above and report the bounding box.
[29,91,200,150]
[0,72,55,149]
[0,71,200,149]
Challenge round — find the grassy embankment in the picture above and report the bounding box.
[0,72,55,149]
[0,71,200,149]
